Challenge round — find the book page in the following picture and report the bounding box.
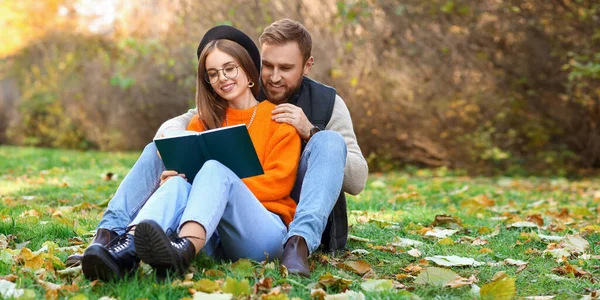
[155,130,199,140]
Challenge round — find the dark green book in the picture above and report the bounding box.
[154,124,264,183]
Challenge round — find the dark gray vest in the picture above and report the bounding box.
[260,77,348,251]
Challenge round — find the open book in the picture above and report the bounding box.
[154,124,264,183]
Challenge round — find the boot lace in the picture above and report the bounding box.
[106,226,135,253]
[165,228,204,250]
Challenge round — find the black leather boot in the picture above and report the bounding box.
[81,233,139,281]
[134,220,196,277]
[65,228,117,267]
[281,235,310,277]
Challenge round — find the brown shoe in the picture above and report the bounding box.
[65,228,117,267]
[281,235,310,277]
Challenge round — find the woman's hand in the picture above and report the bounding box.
[160,170,186,186]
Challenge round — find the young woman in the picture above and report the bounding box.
[82,26,301,280]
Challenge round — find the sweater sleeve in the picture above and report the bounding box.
[153,108,198,140]
[242,124,301,201]
[325,95,369,195]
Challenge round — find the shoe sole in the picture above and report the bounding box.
[134,220,185,277]
[81,245,122,281]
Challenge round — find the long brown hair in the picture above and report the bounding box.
[196,39,260,130]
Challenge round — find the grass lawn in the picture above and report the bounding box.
[1,145,599,299]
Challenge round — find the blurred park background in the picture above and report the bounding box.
[0,0,599,175]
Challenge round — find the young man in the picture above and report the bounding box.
[67,19,368,278]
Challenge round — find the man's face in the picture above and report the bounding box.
[260,41,313,104]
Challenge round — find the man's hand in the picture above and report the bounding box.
[271,103,313,140]
[160,170,186,186]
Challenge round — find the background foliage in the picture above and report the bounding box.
[1,0,599,174]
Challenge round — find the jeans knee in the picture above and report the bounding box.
[308,130,347,157]
[144,142,158,153]
[164,175,188,188]
[197,160,228,178]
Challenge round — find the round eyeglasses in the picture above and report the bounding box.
[204,65,240,84]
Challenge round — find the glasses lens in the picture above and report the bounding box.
[205,71,218,84]
[204,66,238,84]
[224,66,238,79]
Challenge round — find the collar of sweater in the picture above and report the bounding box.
[225,102,262,123]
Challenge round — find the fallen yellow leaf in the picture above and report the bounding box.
[480,272,515,300]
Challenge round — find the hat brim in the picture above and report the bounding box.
[196,25,261,74]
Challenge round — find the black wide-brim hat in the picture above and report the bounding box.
[197,25,261,74]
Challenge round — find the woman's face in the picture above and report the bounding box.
[205,49,251,103]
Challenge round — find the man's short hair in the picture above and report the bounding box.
[259,18,312,63]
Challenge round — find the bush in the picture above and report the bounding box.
[5,31,194,150]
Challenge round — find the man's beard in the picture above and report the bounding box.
[262,79,302,104]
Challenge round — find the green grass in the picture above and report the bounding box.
[1,145,599,299]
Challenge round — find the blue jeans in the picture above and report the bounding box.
[129,160,287,261]
[286,130,346,254]
[97,143,164,235]
[97,130,346,255]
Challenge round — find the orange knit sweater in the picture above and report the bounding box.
[186,101,301,226]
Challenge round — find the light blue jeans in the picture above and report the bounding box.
[129,160,287,261]
[97,142,164,235]
[287,131,346,254]
[97,130,346,255]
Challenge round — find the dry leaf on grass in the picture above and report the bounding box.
[193,291,233,300]
[324,290,366,300]
[317,273,353,291]
[460,236,489,246]
[425,255,485,267]
[437,237,455,245]
[479,272,516,300]
[56,266,82,277]
[543,248,572,262]
[0,235,7,250]
[252,277,273,294]
[544,274,569,281]
[444,275,478,288]
[391,237,423,248]
[580,254,600,260]
[581,290,600,300]
[504,259,527,266]
[483,225,501,238]
[337,260,372,276]
[360,279,394,292]
[402,264,423,275]
[538,234,564,242]
[204,269,226,277]
[508,221,539,229]
[424,228,459,239]
[560,234,590,254]
[407,249,422,257]
[221,277,251,297]
[279,265,288,278]
[194,279,220,293]
[431,214,464,230]
[311,288,328,299]
[414,267,461,286]
[526,214,545,226]
[347,235,373,243]
[552,260,593,280]
[0,280,27,299]
[350,249,370,255]
[356,216,369,223]
[369,219,401,229]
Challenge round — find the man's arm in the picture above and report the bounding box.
[325,95,368,195]
[153,108,198,139]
